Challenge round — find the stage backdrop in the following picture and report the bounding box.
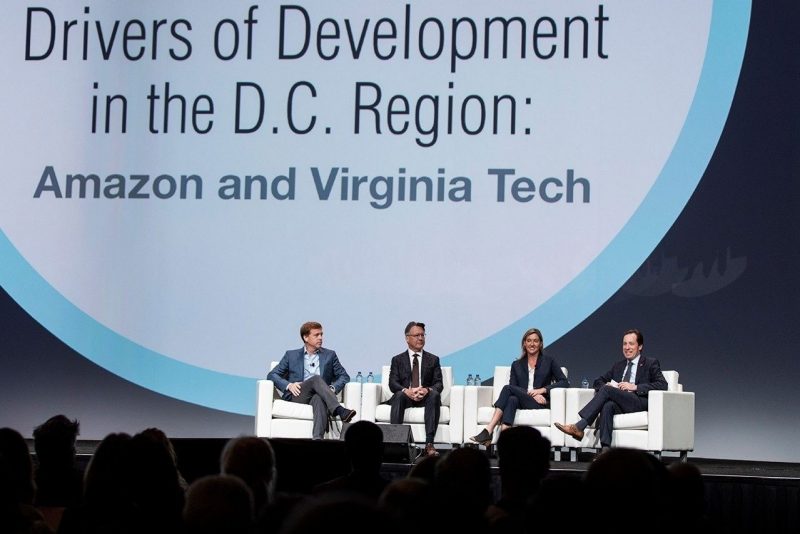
[1,1,798,462]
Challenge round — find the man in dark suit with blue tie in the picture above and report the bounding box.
[555,329,667,451]
[387,321,443,457]
[267,321,356,439]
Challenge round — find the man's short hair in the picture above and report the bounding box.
[404,321,425,335]
[624,328,644,346]
[300,321,323,340]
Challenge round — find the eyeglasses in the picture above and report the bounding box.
[406,333,426,338]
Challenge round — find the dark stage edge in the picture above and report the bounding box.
[32,438,800,533]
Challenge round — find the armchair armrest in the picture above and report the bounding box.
[360,382,384,422]
[342,382,362,421]
[548,387,567,447]
[255,379,275,437]
[647,391,695,451]
[564,387,596,447]
[448,385,465,444]
[463,385,494,438]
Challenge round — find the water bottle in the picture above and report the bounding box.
[474,374,482,386]
[466,373,474,386]
[366,371,374,383]
[581,377,590,389]
[355,371,363,384]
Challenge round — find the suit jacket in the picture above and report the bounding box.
[388,350,443,394]
[508,354,569,394]
[593,355,667,397]
[267,347,350,401]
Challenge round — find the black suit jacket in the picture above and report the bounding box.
[388,350,443,394]
[508,354,569,394]
[593,355,667,397]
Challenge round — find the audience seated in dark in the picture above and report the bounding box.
[667,461,709,529]
[525,472,586,533]
[32,415,83,510]
[583,448,670,533]
[279,493,395,534]
[488,426,551,531]
[126,429,185,533]
[312,421,390,500]
[378,478,437,532]
[221,436,277,515]
[406,453,439,482]
[434,447,493,532]
[57,432,137,534]
[0,427,52,534]
[183,474,253,534]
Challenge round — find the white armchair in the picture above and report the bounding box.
[255,362,362,439]
[360,366,464,446]
[564,370,695,460]
[464,366,568,448]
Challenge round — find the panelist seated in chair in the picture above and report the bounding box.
[267,321,356,440]
[554,328,667,451]
[387,321,443,458]
[470,328,569,446]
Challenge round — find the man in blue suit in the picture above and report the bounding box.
[267,321,356,439]
[554,329,667,451]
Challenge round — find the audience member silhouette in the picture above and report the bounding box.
[406,454,439,483]
[279,493,394,534]
[667,461,709,529]
[126,429,185,533]
[183,474,253,534]
[525,472,586,533]
[32,415,82,510]
[0,427,51,534]
[378,478,437,532]
[57,432,136,534]
[137,427,188,490]
[312,420,390,500]
[221,436,277,515]
[434,447,493,532]
[583,448,670,533]
[489,426,551,531]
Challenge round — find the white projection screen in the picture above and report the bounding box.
[1,1,750,416]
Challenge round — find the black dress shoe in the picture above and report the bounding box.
[424,443,440,457]
[470,429,492,447]
[340,409,356,423]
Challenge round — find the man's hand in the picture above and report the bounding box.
[405,386,428,401]
[618,382,637,392]
[288,382,302,397]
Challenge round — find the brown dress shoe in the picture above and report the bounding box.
[424,443,440,457]
[554,422,584,441]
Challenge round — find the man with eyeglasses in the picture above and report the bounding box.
[387,321,443,457]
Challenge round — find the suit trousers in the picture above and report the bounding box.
[389,389,441,443]
[494,385,546,425]
[290,375,341,439]
[578,384,648,447]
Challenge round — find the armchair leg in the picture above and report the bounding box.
[680,451,688,462]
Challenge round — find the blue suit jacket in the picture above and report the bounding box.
[267,347,350,401]
[508,354,570,394]
[593,355,667,397]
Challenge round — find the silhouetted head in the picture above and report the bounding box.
[221,436,277,510]
[32,414,80,468]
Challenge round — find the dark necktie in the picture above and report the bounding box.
[411,354,420,388]
[622,361,633,383]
